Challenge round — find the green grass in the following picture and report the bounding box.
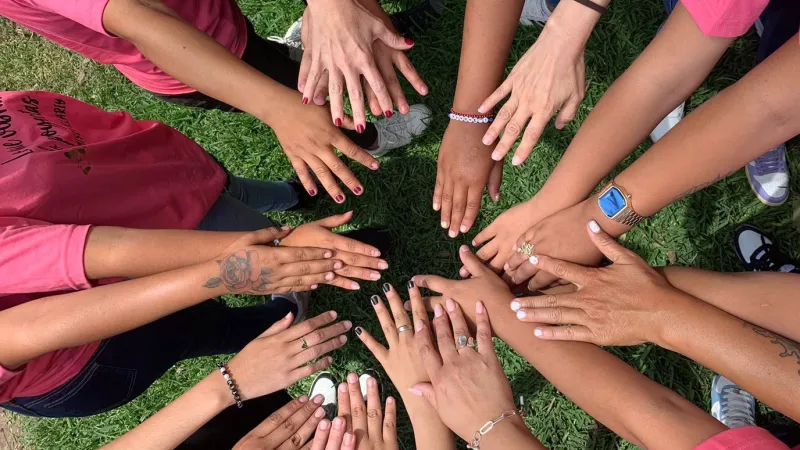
[1,1,799,449]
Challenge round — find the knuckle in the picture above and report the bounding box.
[351,405,365,418]
[442,192,453,202]
[392,311,408,323]
[418,343,433,360]
[382,324,395,336]
[282,418,297,431]
[309,330,323,343]
[549,308,563,323]
[545,295,558,308]
[347,239,357,252]
[367,408,382,419]
[465,201,480,212]
[301,264,311,275]
[268,412,284,426]
[497,108,512,121]
[290,434,304,447]
[330,81,344,96]
[476,329,492,342]
[506,121,522,135]
[553,261,570,278]
[383,419,396,430]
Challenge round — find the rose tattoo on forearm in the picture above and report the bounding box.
[204,250,273,293]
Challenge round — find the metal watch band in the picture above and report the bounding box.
[616,208,645,227]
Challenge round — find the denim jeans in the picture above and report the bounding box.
[198,175,296,231]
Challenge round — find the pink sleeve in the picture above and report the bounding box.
[25,0,112,35]
[680,0,769,38]
[0,217,92,294]
[0,365,21,385]
[695,427,791,450]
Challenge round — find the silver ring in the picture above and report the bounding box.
[397,325,412,333]
[456,335,477,351]
[301,337,309,349]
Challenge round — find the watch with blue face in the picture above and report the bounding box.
[597,182,646,227]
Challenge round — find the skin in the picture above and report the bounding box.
[338,373,398,450]
[433,0,524,238]
[103,313,346,450]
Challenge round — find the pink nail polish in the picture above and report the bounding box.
[308,189,317,196]
[356,124,365,134]
[354,186,363,195]
[335,118,342,127]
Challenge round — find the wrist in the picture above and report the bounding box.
[476,415,535,450]
[651,292,703,351]
[199,372,236,411]
[546,0,605,47]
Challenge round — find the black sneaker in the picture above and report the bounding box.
[309,372,339,421]
[390,0,445,37]
[733,225,799,273]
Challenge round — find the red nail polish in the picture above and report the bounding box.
[404,38,414,46]
[335,118,342,127]
[354,186,363,195]
[384,110,393,118]
[335,194,345,203]
[308,189,316,196]
[302,97,309,104]
[356,125,365,134]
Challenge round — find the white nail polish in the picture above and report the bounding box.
[589,220,601,234]
[510,300,520,311]
[529,255,538,265]
[516,310,526,319]
[534,328,543,337]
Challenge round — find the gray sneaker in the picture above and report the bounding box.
[271,291,311,324]
[370,104,431,157]
[267,18,304,62]
[711,374,757,429]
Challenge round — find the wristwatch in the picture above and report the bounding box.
[597,181,646,227]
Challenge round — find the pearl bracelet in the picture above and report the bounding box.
[448,109,495,124]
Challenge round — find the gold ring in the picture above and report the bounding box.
[517,242,534,257]
[301,337,309,349]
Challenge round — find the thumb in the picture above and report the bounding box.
[247,226,292,245]
[586,220,632,264]
[408,383,437,408]
[259,312,294,338]
[458,246,486,277]
[314,211,354,229]
[373,20,413,50]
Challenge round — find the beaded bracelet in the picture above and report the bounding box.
[218,363,243,409]
[448,109,495,124]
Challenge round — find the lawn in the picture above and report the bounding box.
[1,0,799,449]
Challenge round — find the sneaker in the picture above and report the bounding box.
[711,374,757,428]
[268,18,304,62]
[733,225,799,273]
[650,102,685,143]
[390,0,445,36]
[746,143,790,206]
[271,291,312,324]
[520,0,553,26]
[309,372,339,421]
[370,104,431,157]
[358,369,383,402]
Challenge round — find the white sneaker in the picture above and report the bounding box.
[309,372,338,421]
[370,104,431,157]
[746,143,790,206]
[711,374,757,429]
[268,18,304,62]
[650,102,684,143]
[520,0,552,25]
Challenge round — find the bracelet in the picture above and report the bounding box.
[218,363,243,409]
[467,410,523,449]
[448,109,495,124]
[573,0,608,15]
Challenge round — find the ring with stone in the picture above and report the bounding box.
[397,325,412,333]
[517,242,534,257]
[455,335,469,349]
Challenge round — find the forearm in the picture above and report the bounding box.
[354,0,395,29]
[103,0,295,123]
[536,4,731,209]
[84,227,246,280]
[660,267,800,342]
[102,375,232,450]
[480,416,545,450]
[452,0,525,112]
[0,261,226,368]
[655,291,800,421]
[405,398,456,450]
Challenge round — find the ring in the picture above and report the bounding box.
[455,335,468,349]
[301,337,309,349]
[397,325,412,333]
[517,242,534,257]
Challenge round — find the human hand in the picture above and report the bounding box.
[364,40,428,117]
[337,372,398,450]
[208,227,344,294]
[300,0,417,128]
[280,212,389,291]
[224,311,349,403]
[409,300,519,443]
[504,199,604,291]
[433,121,497,238]
[270,99,379,203]
[233,394,330,450]
[478,24,585,166]
[511,221,678,346]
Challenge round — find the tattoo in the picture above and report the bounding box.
[677,169,736,200]
[747,322,800,376]
[203,250,273,293]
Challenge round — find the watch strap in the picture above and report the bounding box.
[615,208,645,227]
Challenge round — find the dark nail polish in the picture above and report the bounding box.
[302,97,309,104]
[407,280,415,289]
[335,118,342,127]
[404,38,415,46]
[308,189,317,196]
[384,110,393,118]
[355,327,363,336]
[335,194,344,203]
[356,125,365,134]
[354,186,363,195]
[382,283,391,293]
[370,295,380,306]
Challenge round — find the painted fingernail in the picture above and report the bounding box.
[356,124,365,134]
[446,298,455,312]
[344,433,354,445]
[589,220,601,234]
[344,321,352,330]
[354,186,363,195]
[311,284,319,289]
[320,420,330,431]
[529,255,539,265]
[384,110,393,118]
[476,300,485,314]
[448,229,457,238]
[512,155,521,166]
[404,300,411,311]
[370,272,381,280]
[510,300,520,311]
[504,263,510,271]
[355,326,363,336]
[517,310,527,319]
[313,394,325,404]
[326,272,335,281]
[404,38,415,45]
[379,261,389,269]
[408,279,415,289]
[371,295,380,306]
[368,377,376,387]
[534,328,544,337]
[382,283,391,293]
[335,194,345,203]
[333,417,345,429]
[309,189,317,196]
[408,388,423,397]
[324,251,333,258]
[334,262,343,270]
[434,303,444,318]
[299,395,309,403]
[441,221,448,229]
[339,384,347,393]
[315,407,326,418]
[370,162,380,170]
[302,97,309,104]
[335,118,342,127]
[348,373,358,384]
[490,149,501,159]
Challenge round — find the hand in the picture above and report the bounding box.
[337,372,398,450]
[208,227,344,294]
[408,299,518,443]
[479,24,585,166]
[512,221,678,346]
[300,0,417,128]
[433,121,497,238]
[281,212,389,291]
[364,40,428,117]
[504,199,604,291]
[355,282,432,395]
[224,311,349,402]
[270,99,379,203]
[233,395,329,450]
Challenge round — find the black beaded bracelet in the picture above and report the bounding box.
[218,363,243,409]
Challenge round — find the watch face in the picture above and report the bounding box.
[598,186,627,218]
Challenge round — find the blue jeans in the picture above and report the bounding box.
[198,176,298,231]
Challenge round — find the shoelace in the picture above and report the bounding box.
[752,147,787,176]
[719,387,756,428]
[750,242,794,272]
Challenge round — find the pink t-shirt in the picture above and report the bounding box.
[0,91,226,402]
[0,0,248,95]
[695,426,798,450]
[680,0,769,38]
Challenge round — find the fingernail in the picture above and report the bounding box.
[379,261,389,269]
[335,118,342,127]
[477,106,486,114]
[503,263,510,271]
[326,272,335,281]
[415,319,424,331]
[370,162,380,170]
[441,221,448,229]
[339,335,347,343]
[589,220,601,234]
[382,283,391,293]
[387,396,395,405]
[330,311,338,319]
[371,295,380,306]
[299,395,309,403]
[311,284,319,289]
[313,394,324,404]
[529,255,539,265]
[490,149,501,159]
[344,321,352,330]
[517,310,526,319]
[309,189,317,196]
[510,300,520,311]
[344,433,354,445]
[404,38,415,45]
[315,407,326,418]
[460,225,468,233]
[384,110,393,118]
[370,272,380,280]
[476,300,485,314]
[534,328,544,337]
[334,262,343,269]
[348,373,358,384]
[335,194,344,203]
[302,97,309,104]
[512,155,521,166]
[408,279,415,289]
[355,326,363,336]
[320,420,330,430]
[372,250,382,257]
[404,300,411,310]
[433,202,440,211]
[324,251,333,258]
[351,282,360,290]
[493,193,500,202]
[460,245,469,253]
[333,417,345,429]
[434,303,444,318]
[445,298,455,312]
[339,384,347,393]
[354,186,363,195]
[408,388,423,397]
[356,124,365,134]
[448,229,457,238]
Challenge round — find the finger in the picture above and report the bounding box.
[432,167,444,211]
[407,278,429,329]
[275,259,342,278]
[325,275,361,291]
[334,250,388,269]
[365,376,383,439]
[528,254,589,287]
[473,221,498,247]
[365,82,383,117]
[326,232,383,258]
[371,293,399,347]
[361,61,393,116]
[273,247,335,262]
[383,397,398,443]
[271,284,319,295]
[487,160,503,203]
[318,147,362,196]
[432,302,457,362]
[495,108,529,165]
[555,94,581,130]
[355,325,388,362]
[413,295,444,313]
[408,382,437,409]
[478,78,512,116]
[459,245,487,277]
[383,283,412,337]
[440,180,454,234]
[324,417,348,450]
[308,419,331,450]
[341,433,356,450]
[259,311,295,338]
[534,324,595,343]
[292,335,347,370]
[286,311,338,341]
[507,260,537,287]
[337,383,351,427]
[511,293,584,310]
[289,356,334,381]
[250,395,309,438]
[474,300,497,360]
[328,68,346,126]
[512,112,550,166]
[448,182,468,238]
[312,211,354,229]
[335,264,381,282]
[271,395,326,449]
[347,372,367,433]
[243,227,292,245]
[314,71,329,105]
[332,133,380,171]
[412,318,442,380]
[343,69,367,131]
[459,187,483,234]
[515,306,589,328]
[394,52,428,98]
[586,220,634,264]
[306,155,345,203]
[373,19,413,50]
[484,97,518,155]
[298,46,313,93]
[289,157,318,197]
[412,274,455,296]
[372,57,403,115]
[302,59,324,105]
[444,298,471,351]
[296,319,352,348]
[277,273,337,291]
[527,270,561,292]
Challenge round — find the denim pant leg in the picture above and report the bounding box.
[198,192,279,232]
[756,0,800,63]
[226,176,298,213]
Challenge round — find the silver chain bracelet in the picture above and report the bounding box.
[467,409,523,449]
